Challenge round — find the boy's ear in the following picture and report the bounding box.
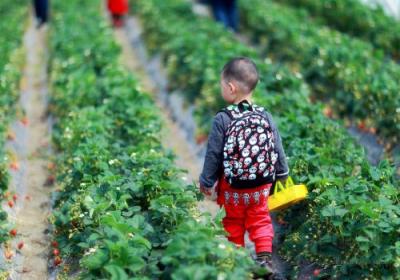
[228,82,236,94]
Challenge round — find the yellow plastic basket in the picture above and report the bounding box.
[268,177,308,212]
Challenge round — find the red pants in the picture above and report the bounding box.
[217,179,274,253]
[107,0,129,16]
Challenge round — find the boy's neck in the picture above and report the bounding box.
[233,94,252,105]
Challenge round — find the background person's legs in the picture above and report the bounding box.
[210,0,229,28]
[225,0,238,31]
[33,0,48,26]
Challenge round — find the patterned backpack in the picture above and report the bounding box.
[222,101,278,188]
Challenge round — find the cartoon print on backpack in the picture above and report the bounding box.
[251,117,261,125]
[249,135,258,145]
[244,128,252,138]
[249,174,257,180]
[226,143,234,154]
[249,165,258,174]
[244,157,252,167]
[241,147,250,158]
[251,145,260,156]
[238,139,246,150]
[271,151,278,164]
[258,162,267,173]
[257,151,266,163]
[259,133,267,145]
[222,104,276,187]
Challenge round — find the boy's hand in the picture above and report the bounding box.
[200,180,219,201]
[200,185,213,196]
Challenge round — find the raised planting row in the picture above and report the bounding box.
[49,0,258,279]
[274,0,400,59]
[0,0,27,244]
[239,0,400,146]
[131,0,307,137]
[132,0,400,278]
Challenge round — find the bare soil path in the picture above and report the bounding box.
[5,19,53,280]
[113,23,218,215]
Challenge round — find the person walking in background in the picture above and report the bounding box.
[107,0,129,27]
[209,0,238,32]
[33,0,49,28]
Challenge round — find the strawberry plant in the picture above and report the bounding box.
[274,0,400,59]
[132,0,400,278]
[0,0,27,245]
[239,0,400,145]
[49,0,256,279]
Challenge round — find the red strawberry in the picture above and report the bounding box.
[369,127,377,134]
[21,117,29,126]
[9,229,17,237]
[45,175,56,186]
[8,200,14,208]
[5,250,13,260]
[323,106,333,118]
[47,162,56,170]
[17,241,24,250]
[195,134,208,144]
[54,256,62,266]
[10,162,20,171]
[277,217,287,225]
[12,194,17,202]
[52,241,58,248]
[358,121,366,131]
[7,131,16,141]
[53,249,60,256]
[313,269,321,276]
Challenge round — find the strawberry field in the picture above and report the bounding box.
[0,0,26,244]
[0,0,399,279]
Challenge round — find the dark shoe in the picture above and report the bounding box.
[256,252,287,280]
[256,252,274,273]
[267,273,287,280]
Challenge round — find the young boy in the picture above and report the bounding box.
[199,57,289,273]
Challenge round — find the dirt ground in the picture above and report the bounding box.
[5,19,53,280]
[113,26,219,216]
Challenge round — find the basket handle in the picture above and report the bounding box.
[272,180,285,194]
[271,177,294,195]
[285,177,294,187]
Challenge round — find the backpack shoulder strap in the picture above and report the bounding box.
[217,105,240,120]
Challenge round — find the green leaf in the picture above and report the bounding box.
[104,264,129,280]
[82,249,109,270]
[127,256,146,273]
[355,236,369,242]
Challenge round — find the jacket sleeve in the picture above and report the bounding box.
[266,112,289,180]
[199,113,227,188]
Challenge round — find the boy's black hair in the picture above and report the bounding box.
[221,57,259,93]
